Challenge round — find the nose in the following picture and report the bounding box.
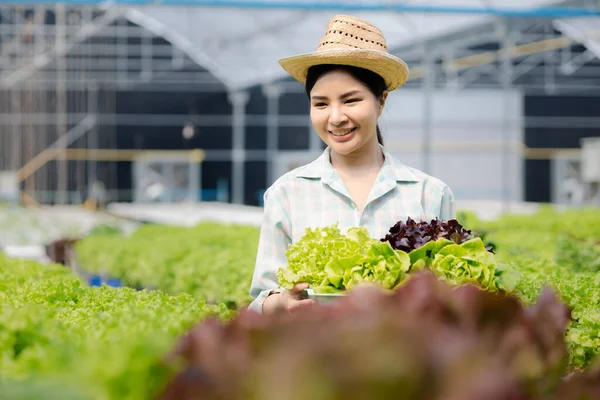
[328,104,348,126]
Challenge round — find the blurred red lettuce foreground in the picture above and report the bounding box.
[156,271,600,400]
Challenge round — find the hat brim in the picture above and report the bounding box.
[279,49,410,91]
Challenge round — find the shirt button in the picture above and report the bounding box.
[351,202,356,209]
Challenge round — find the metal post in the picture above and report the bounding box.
[544,22,556,95]
[55,4,68,204]
[33,6,46,201]
[443,47,457,89]
[10,82,21,177]
[422,46,434,174]
[228,91,250,204]
[141,26,153,82]
[189,157,201,202]
[88,81,99,187]
[117,16,127,83]
[500,21,514,213]
[262,83,282,186]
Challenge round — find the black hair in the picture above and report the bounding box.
[304,64,387,146]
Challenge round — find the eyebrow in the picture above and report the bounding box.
[311,90,361,101]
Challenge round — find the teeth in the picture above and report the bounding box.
[331,128,355,136]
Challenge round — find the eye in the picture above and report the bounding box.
[313,102,327,108]
[345,98,360,104]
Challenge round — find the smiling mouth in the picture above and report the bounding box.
[330,128,356,136]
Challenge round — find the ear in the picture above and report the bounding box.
[378,91,389,116]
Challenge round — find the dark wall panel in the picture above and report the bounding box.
[244,161,267,206]
[524,95,600,203]
[114,125,232,150]
[246,86,267,114]
[201,161,232,202]
[246,126,267,150]
[525,127,598,148]
[279,126,310,150]
[525,96,600,117]
[524,160,551,203]
[280,92,309,115]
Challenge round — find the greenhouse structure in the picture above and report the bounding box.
[1,0,599,208]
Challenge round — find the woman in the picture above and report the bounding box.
[249,15,456,315]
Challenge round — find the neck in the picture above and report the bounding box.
[329,139,384,176]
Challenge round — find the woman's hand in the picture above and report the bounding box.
[262,282,317,316]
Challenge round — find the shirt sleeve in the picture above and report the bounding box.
[439,185,456,221]
[247,183,292,314]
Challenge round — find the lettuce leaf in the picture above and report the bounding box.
[278,225,411,292]
[423,237,520,292]
[279,225,519,295]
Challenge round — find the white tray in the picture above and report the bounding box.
[304,288,345,305]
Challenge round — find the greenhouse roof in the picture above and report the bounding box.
[121,0,585,90]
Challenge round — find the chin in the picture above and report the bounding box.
[329,141,361,156]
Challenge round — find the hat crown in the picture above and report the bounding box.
[278,14,409,92]
[317,15,388,53]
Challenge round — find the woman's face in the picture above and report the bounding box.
[309,69,387,156]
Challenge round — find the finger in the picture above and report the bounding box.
[291,282,310,293]
[288,299,317,313]
[284,291,307,301]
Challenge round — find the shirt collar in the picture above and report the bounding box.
[295,145,419,183]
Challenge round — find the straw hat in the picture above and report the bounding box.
[279,15,409,91]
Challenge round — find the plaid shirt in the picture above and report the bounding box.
[248,145,456,313]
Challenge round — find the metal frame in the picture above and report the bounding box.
[1,2,599,206]
[2,1,599,16]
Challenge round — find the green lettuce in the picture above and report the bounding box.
[408,237,521,293]
[280,226,520,295]
[278,225,411,292]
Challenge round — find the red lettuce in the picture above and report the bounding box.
[155,271,592,400]
[381,218,494,254]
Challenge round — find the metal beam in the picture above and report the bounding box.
[0,78,228,91]
[2,1,599,17]
[0,7,34,69]
[511,52,548,80]
[16,115,97,182]
[554,17,600,67]
[124,7,234,90]
[1,58,217,72]
[560,49,597,74]
[448,63,498,90]
[3,113,600,128]
[408,27,600,83]
[0,7,122,89]
[9,144,577,166]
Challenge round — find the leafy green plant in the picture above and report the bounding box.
[5,205,597,400]
[278,221,518,295]
[74,222,261,307]
[0,254,231,400]
[555,235,600,273]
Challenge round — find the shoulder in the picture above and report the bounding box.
[263,155,322,203]
[409,166,451,192]
[386,153,455,219]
